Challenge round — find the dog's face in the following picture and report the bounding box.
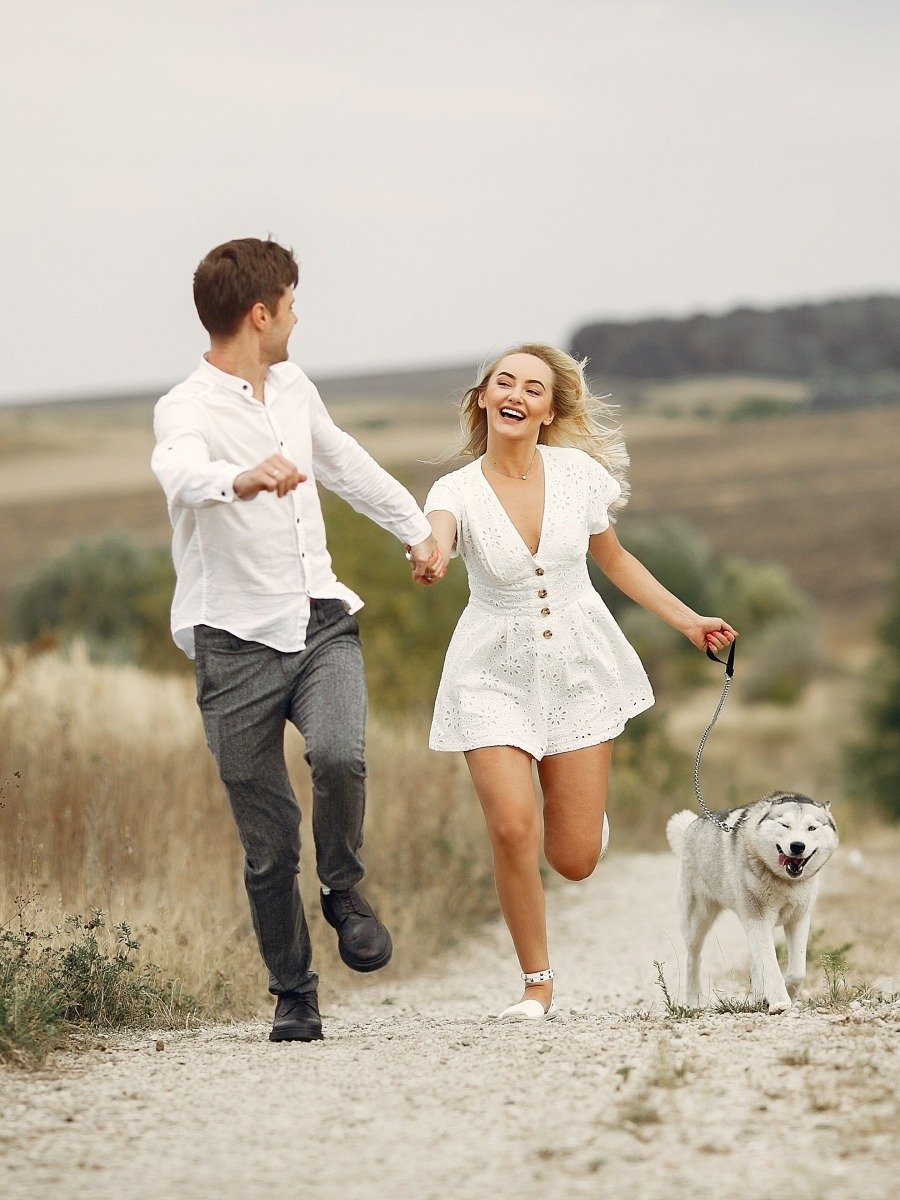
[752,795,838,881]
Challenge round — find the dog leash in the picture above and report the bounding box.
[693,639,745,834]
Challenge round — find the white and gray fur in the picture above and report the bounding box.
[667,791,839,1013]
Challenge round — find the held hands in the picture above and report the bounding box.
[685,618,738,654]
[406,536,446,585]
[234,455,307,500]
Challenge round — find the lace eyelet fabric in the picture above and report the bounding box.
[424,446,654,760]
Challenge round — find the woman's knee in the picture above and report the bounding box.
[544,840,601,881]
[489,814,541,862]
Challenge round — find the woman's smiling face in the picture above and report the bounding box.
[478,353,555,440]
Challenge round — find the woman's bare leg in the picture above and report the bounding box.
[538,741,614,880]
[465,745,552,1010]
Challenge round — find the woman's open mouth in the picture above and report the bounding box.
[499,407,526,422]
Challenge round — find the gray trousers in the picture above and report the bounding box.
[194,600,367,995]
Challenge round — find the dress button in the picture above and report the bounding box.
[537,589,547,599]
[535,567,545,576]
[541,607,550,616]
[543,630,552,639]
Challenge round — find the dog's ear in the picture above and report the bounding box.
[822,801,832,812]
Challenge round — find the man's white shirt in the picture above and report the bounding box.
[152,357,432,658]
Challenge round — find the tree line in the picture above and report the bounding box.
[570,295,900,383]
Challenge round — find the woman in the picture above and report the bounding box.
[421,344,736,1021]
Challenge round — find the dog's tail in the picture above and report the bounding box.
[666,810,697,856]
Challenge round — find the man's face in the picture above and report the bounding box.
[264,287,298,364]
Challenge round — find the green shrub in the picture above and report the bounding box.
[717,557,813,635]
[742,616,821,704]
[590,519,719,623]
[608,710,693,843]
[616,607,684,688]
[7,536,184,673]
[845,561,900,819]
[727,396,802,421]
[0,902,196,1068]
[320,487,470,713]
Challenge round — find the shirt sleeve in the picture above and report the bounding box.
[424,477,462,558]
[585,456,624,534]
[151,392,248,508]
[309,389,432,547]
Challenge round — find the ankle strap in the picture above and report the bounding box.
[522,968,554,985]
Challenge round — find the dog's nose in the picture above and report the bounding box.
[789,841,806,856]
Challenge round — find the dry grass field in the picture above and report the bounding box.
[0,646,496,1020]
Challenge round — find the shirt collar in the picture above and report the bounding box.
[198,355,258,400]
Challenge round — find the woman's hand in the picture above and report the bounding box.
[684,618,738,654]
[405,539,446,585]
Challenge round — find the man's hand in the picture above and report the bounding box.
[234,455,307,500]
[407,536,446,585]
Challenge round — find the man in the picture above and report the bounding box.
[152,237,444,1043]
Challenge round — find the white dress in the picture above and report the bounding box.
[425,445,654,759]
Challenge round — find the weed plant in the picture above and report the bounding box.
[817,951,874,1008]
[653,960,698,1020]
[712,993,767,1015]
[0,901,195,1068]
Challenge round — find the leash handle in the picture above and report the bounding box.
[706,637,736,678]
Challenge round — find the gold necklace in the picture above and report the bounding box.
[487,448,538,480]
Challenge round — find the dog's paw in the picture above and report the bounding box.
[785,977,804,1000]
[766,997,792,1015]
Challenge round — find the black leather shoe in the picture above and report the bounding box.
[321,886,393,973]
[269,990,324,1042]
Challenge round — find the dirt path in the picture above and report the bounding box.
[1,851,896,1200]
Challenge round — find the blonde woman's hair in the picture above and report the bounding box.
[458,343,630,511]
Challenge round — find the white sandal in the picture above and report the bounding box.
[600,812,610,861]
[498,968,559,1022]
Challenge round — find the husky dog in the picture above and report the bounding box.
[666,792,839,1013]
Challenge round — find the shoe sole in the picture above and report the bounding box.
[337,934,393,974]
[269,1026,324,1042]
[320,901,394,973]
[499,1009,560,1023]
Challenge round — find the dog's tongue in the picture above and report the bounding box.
[778,853,800,867]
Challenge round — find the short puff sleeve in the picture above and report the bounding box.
[585,458,623,534]
[424,476,462,558]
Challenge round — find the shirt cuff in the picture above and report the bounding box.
[399,512,434,548]
[211,465,242,502]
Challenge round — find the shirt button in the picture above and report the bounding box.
[535,567,545,576]
[538,588,547,598]
[543,630,552,639]
[541,607,550,616]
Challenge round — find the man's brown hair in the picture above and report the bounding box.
[193,238,299,337]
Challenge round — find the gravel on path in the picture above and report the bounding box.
[1,851,896,1200]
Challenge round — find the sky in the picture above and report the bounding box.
[2,0,897,403]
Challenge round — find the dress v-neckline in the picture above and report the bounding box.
[479,446,549,560]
